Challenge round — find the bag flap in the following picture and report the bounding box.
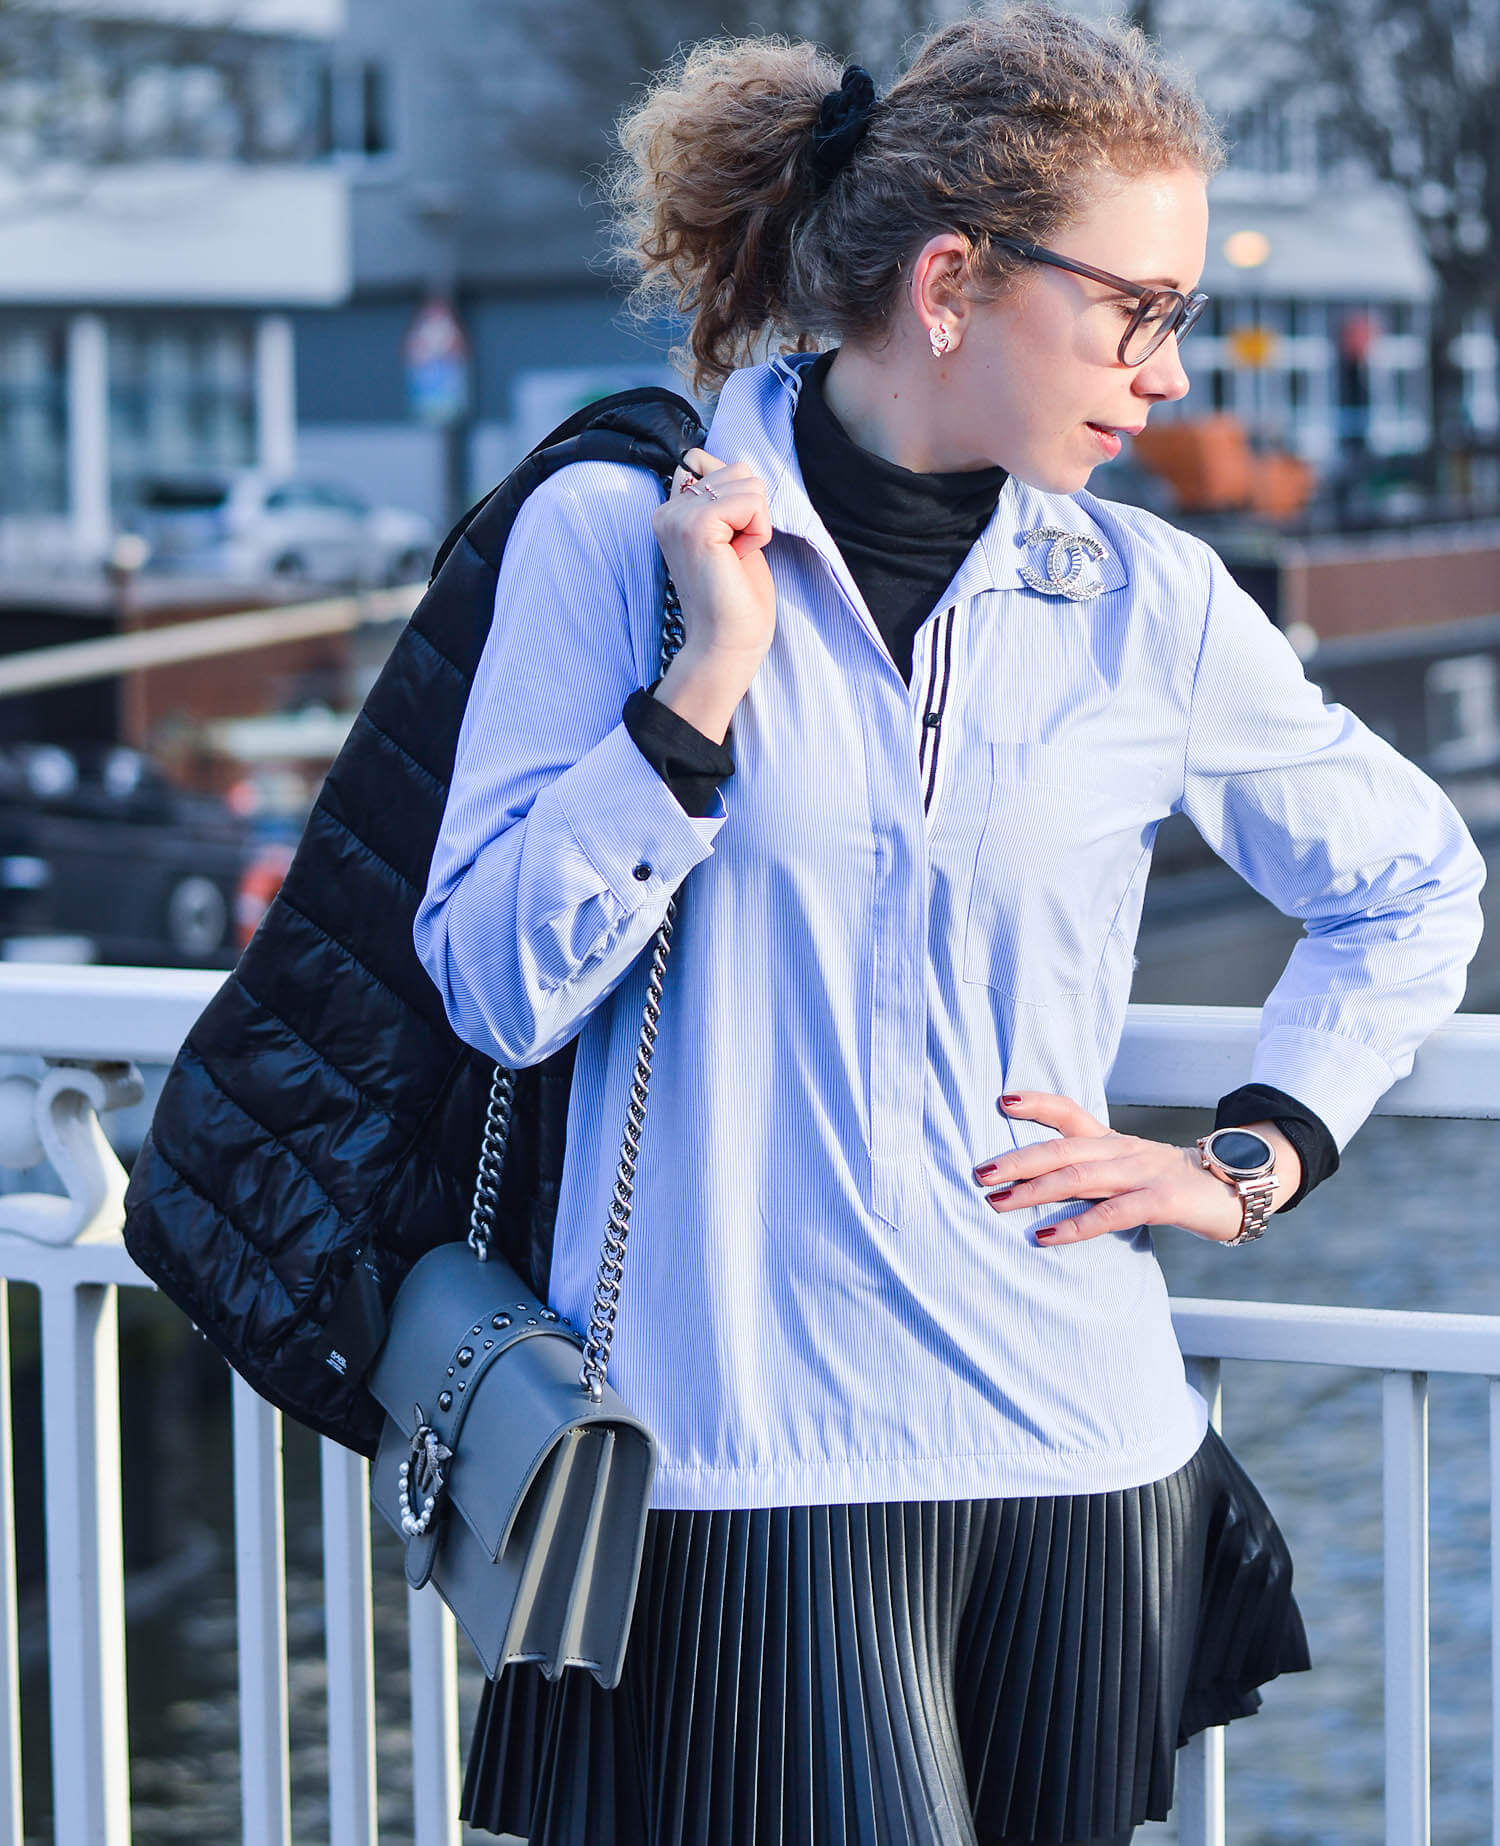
[367,1237,559,1438]
[443,1336,654,1561]
[368,1237,655,1565]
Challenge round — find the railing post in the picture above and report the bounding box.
[1490,1379,1500,1846]
[1178,1356,1226,1846]
[321,1439,377,1846]
[1383,1369,1431,1846]
[407,1585,461,1846]
[0,1285,22,1846]
[40,1277,131,1845]
[233,1377,291,1846]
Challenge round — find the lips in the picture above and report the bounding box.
[1086,423,1145,437]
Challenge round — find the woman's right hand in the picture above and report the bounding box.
[651,452,776,741]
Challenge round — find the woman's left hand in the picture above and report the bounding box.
[971,1091,1302,1246]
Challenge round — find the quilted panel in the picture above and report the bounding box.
[122,396,703,1452]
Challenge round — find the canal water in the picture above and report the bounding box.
[17,848,1500,1844]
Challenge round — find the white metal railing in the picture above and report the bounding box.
[4,965,1500,1844]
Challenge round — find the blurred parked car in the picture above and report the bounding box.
[0,744,251,968]
[123,473,434,587]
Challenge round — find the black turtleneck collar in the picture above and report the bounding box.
[792,349,1008,685]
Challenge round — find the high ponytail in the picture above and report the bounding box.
[607,38,845,396]
[608,5,1226,398]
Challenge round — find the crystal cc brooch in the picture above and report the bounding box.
[1017,527,1110,602]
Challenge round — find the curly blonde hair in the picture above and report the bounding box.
[608,4,1224,396]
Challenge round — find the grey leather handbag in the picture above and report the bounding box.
[368,580,688,1690]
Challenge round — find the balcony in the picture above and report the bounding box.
[0,163,350,308]
[1,961,1499,1844]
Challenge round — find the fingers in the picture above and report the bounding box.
[670,448,731,495]
[669,454,759,498]
[972,1135,1245,1248]
[971,1096,1230,1248]
[1031,1195,1154,1245]
[973,1132,1132,1191]
[725,492,775,559]
[657,457,772,556]
[978,1152,1154,1218]
[1033,1182,1240,1247]
[675,445,718,483]
[996,1089,1106,1138]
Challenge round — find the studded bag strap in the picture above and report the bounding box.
[467,571,689,1402]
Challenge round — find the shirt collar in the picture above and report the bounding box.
[703,354,1131,606]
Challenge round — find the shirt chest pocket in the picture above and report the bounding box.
[962,740,1174,1003]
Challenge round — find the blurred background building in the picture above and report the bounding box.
[0,0,1493,555]
[0,0,351,575]
[0,0,1498,971]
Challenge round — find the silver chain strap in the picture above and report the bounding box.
[466,1063,515,1261]
[466,568,689,1402]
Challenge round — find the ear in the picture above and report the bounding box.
[908,231,972,345]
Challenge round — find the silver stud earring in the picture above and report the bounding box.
[929,323,954,358]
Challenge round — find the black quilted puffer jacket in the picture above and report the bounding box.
[122,391,705,1457]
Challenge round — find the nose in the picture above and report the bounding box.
[1134,330,1192,404]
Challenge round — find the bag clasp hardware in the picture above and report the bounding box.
[398,1406,453,1538]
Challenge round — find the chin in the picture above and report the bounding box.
[1012,459,1096,495]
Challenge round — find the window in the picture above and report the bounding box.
[361,65,390,157]
[0,324,66,517]
[264,485,317,512]
[316,60,394,160]
[0,19,331,166]
[108,322,256,510]
[1426,654,1500,770]
[1221,95,1325,182]
[312,483,369,514]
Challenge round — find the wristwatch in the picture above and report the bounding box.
[1196,1128,1279,1245]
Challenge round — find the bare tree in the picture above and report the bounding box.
[1270,0,1499,450]
[470,0,959,204]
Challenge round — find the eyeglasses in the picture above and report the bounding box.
[991,235,1209,366]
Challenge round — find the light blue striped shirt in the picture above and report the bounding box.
[414,355,1485,1510]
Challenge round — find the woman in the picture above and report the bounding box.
[414,8,1485,1842]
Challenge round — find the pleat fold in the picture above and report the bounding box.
[460,1426,1309,1845]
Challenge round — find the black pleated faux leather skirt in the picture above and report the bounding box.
[461,1426,1308,1846]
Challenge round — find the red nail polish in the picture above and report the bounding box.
[985,1189,1013,1209]
[973,1162,1000,1183]
[1035,1226,1057,1241]
[1000,1094,1023,1106]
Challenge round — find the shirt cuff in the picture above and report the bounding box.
[622,682,735,819]
[1246,1025,1396,1153]
[553,720,725,906]
[1214,1082,1339,1213]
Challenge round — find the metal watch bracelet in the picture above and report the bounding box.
[1195,1133,1279,1246]
[1223,1174,1277,1244]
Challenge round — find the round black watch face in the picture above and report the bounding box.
[1209,1130,1273,1173]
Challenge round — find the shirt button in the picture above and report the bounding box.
[632,861,653,882]
[922,712,941,728]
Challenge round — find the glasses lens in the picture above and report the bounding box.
[1121,292,1181,365]
[1177,295,1207,345]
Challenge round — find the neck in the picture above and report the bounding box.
[821,340,995,475]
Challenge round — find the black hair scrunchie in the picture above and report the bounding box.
[808,64,878,192]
